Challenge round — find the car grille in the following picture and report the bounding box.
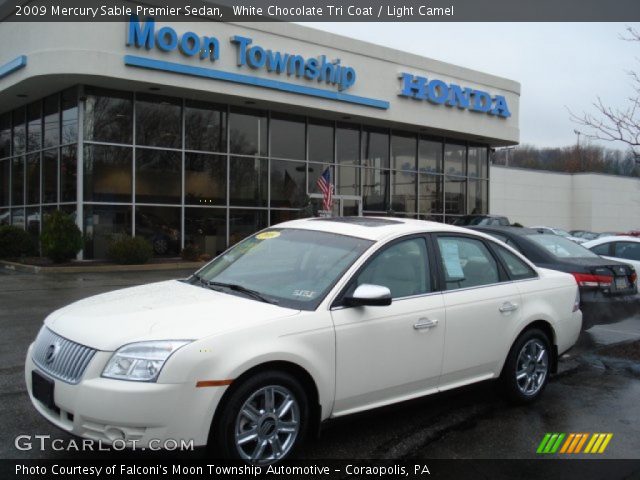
[32,327,96,384]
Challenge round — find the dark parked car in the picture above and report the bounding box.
[470,226,638,329]
[453,215,510,227]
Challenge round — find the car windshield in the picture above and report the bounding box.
[528,234,598,259]
[195,228,373,310]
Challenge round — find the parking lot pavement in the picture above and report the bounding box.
[1,269,639,460]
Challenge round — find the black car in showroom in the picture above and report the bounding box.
[470,226,638,329]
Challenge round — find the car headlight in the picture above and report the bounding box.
[102,340,192,382]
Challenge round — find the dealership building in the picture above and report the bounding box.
[0,19,520,259]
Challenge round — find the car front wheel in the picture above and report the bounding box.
[500,328,551,404]
[212,371,309,465]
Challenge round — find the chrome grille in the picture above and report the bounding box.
[32,327,96,384]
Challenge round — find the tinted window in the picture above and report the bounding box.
[308,120,334,163]
[84,145,132,203]
[136,149,181,204]
[418,138,442,173]
[43,95,59,148]
[270,113,305,160]
[437,236,500,289]
[42,149,57,204]
[61,88,78,144]
[136,94,181,148]
[352,237,430,299]
[336,123,359,165]
[362,127,389,169]
[229,108,267,156]
[0,113,10,158]
[493,243,537,280]
[391,132,416,171]
[444,143,465,176]
[185,100,226,153]
[229,157,268,207]
[590,243,610,256]
[84,87,133,144]
[614,242,640,261]
[27,102,42,152]
[185,153,226,205]
[270,159,306,208]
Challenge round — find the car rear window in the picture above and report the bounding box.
[528,234,598,258]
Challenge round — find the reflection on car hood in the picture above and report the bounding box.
[44,280,300,350]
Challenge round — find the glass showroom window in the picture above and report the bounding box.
[185,153,226,206]
[0,159,9,207]
[419,137,443,174]
[26,102,42,153]
[11,156,24,206]
[0,113,10,159]
[12,108,26,156]
[444,176,467,219]
[229,209,267,246]
[391,132,416,172]
[229,107,267,156]
[468,146,488,179]
[135,205,180,257]
[61,87,78,145]
[468,179,488,215]
[444,143,466,177]
[185,100,226,153]
[363,168,389,212]
[392,170,417,213]
[136,94,181,149]
[43,94,60,149]
[84,87,133,144]
[229,156,268,207]
[26,153,40,205]
[83,145,132,203]
[136,149,181,204]
[42,149,58,204]
[362,126,389,170]
[270,159,307,208]
[184,207,226,257]
[419,173,443,220]
[60,145,77,203]
[271,113,305,160]
[308,119,334,164]
[84,205,132,260]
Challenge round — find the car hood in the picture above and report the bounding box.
[44,280,300,350]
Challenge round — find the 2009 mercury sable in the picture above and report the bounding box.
[25,217,581,464]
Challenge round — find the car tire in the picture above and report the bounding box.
[212,370,309,465]
[499,328,551,404]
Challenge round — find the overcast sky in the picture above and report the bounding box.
[306,22,639,150]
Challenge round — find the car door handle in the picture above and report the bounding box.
[414,318,439,330]
[499,301,519,313]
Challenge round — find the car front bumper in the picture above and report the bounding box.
[24,343,227,449]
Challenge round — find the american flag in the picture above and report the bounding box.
[316,167,334,212]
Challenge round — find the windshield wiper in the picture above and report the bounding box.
[205,281,279,305]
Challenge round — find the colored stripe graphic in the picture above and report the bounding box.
[538,433,613,454]
[537,433,565,454]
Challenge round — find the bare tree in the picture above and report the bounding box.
[570,27,640,163]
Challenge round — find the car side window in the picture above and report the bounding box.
[590,242,611,256]
[492,243,537,280]
[350,237,430,299]
[614,242,640,261]
[437,236,500,290]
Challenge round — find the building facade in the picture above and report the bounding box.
[0,20,520,258]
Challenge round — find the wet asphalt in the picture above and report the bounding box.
[0,269,639,461]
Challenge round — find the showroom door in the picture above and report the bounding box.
[330,235,445,416]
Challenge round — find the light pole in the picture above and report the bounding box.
[574,129,582,169]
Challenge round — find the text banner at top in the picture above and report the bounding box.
[1,0,640,22]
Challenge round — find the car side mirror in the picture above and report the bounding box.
[343,284,392,307]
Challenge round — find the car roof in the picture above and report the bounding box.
[584,235,640,246]
[470,225,541,236]
[273,216,481,241]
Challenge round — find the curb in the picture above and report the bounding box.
[0,259,205,274]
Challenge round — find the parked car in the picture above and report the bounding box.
[583,236,640,272]
[471,226,638,329]
[596,231,621,239]
[453,214,510,226]
[625,230,640,238]
[530,226,586,244]
[26,217,581,464]
[569,230,598,241]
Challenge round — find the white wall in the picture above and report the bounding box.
[490,165,640,231]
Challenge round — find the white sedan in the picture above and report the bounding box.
[25,218,581,464]
[583,235,640,272]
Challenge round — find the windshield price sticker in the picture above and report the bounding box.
[256,231,281,240]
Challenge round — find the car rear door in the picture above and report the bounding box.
[330,235,446,416]
[433,233,523,390]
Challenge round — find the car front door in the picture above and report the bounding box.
[330,236,445,416]
[434,234,523,390]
